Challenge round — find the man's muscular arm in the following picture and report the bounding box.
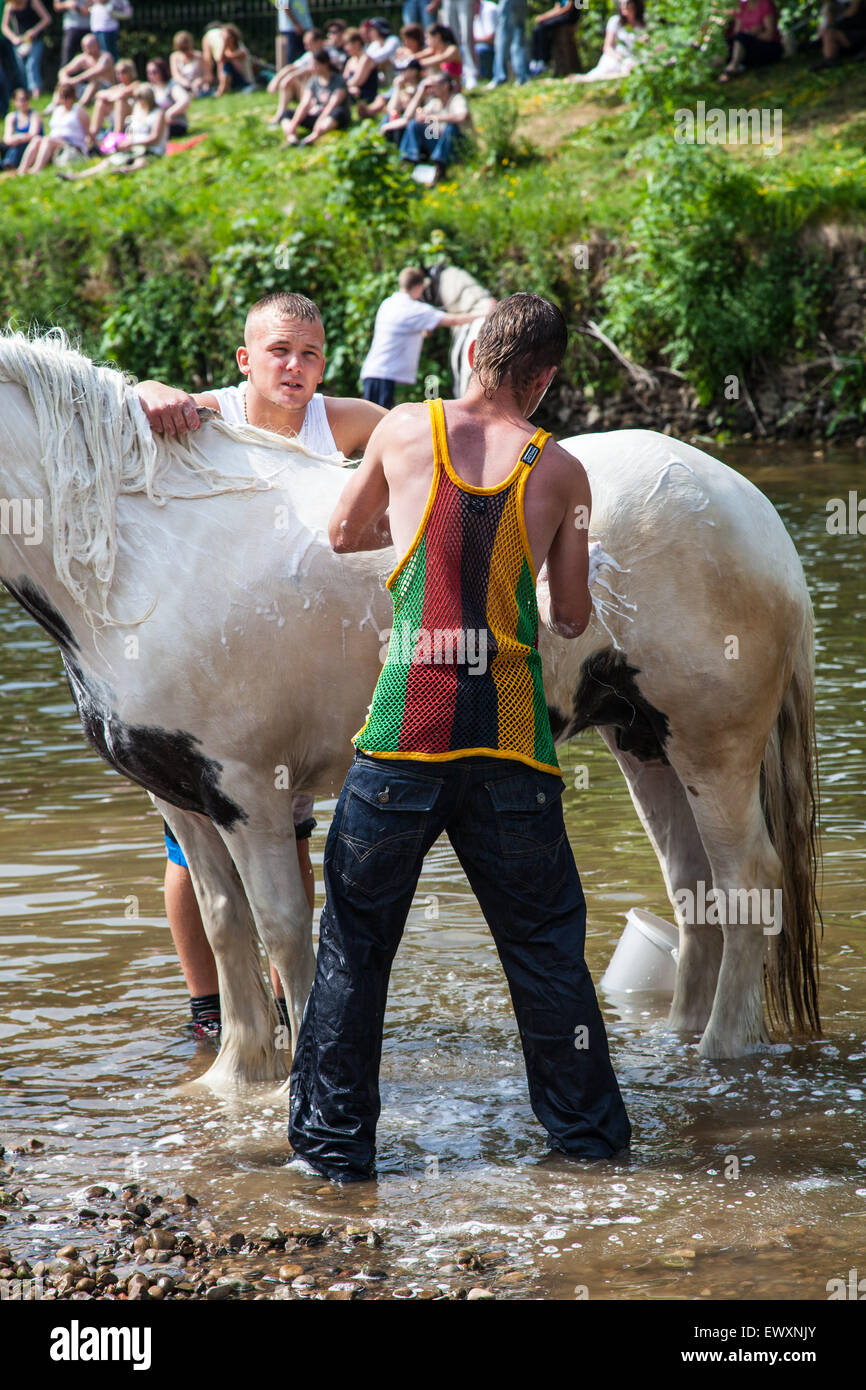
[536,448,593,639]
[329,412,393,552]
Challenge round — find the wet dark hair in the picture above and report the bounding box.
[472,293,567,398]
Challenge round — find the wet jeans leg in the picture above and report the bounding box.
[289,755,445,1181]
[448,763,631,1158]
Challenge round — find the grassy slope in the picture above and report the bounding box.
[1,55,864,408]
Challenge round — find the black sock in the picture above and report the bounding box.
[190,992,221,1025]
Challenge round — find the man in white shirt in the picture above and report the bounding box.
[361,266,482,408]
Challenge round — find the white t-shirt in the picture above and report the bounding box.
[361,292,446,384]
[366,34,400,65]
[473,0,499,42]
[90,3,120,34]
[277,0,313,34]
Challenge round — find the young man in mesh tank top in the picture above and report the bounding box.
[289,292,631,1182]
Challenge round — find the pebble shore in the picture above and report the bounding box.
[0,1140,525,1302]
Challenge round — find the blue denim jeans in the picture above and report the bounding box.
[493,0,528,84]
[96,30,119,61]
[289,753,631,1181]
[399,116,461,167]
[12,36,44,93]
[402,0,427,26]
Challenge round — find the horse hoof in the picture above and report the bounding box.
[697,1029,765,1061]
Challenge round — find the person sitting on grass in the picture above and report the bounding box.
[215,22,255,95]
[171,30,209,96]
[324,18,348,67]
[418,21,463,78]
[379,56,423,139]
[812,0,866,68]
[394,20,426,67]
[719,0,782,81]
[360,15,400,74]
[1,84,40,169]
[267,26,327,124]
[569,0,645,82]
[17,79,87,171]
[529,0,578,76]
[283,50,350,145]
[399,70,471,181]
[87,56,135,149]
[146,55,191,137]
[58,79,166,177]
[342,25,379,117]
[58,30,116,105]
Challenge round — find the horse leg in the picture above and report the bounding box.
[674,773,780,1060]
[154,801,286,1089]
[596,728,722,1033]
[215,822,316,1067]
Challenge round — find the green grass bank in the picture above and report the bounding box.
[2,47,865,441]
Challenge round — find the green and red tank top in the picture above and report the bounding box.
[353,397,561,776]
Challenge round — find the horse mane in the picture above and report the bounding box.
[0,328,346,629]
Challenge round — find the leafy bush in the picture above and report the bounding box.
[473,92,537,174]
[98,269,216,385]
[320,123,418,235]
[622,0,730,120]
[598,137,830,404]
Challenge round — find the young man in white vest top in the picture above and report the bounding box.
[134,291,387,1037]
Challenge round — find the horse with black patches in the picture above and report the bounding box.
[0,331,820,1090]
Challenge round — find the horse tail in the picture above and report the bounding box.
[761,602,822,1037]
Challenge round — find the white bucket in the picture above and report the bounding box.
[600,908,679,994]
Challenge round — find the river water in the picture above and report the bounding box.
[1,443,864,1301]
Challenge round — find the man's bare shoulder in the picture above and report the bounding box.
[542,436,590,492]
[376,401,432,446]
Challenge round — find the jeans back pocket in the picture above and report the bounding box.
[332,761,443,899]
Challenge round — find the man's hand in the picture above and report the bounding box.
[135,381,205,436]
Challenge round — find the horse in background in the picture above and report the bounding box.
[423,262,496,395]
[0,331,821,1091]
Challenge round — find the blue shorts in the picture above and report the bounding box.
[163,795,316,869]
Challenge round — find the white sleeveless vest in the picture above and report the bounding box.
[210,384,339,455]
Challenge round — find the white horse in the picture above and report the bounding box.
[0,332,820,1091]
[424,262,496,395]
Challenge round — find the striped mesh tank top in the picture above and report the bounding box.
[353,398,560,776]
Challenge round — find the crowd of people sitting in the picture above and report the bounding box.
[1,1,862,180]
